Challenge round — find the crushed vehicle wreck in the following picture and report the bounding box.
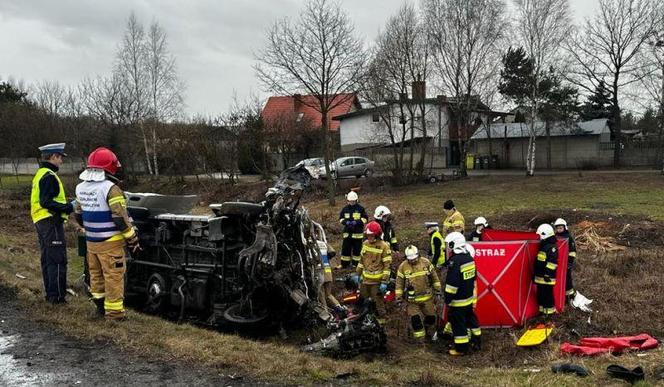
[119,166,331,328]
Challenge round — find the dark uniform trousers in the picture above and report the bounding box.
[448,305,481,352]
[35,217,67,302]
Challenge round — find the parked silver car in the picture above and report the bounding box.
[330,156,375,179]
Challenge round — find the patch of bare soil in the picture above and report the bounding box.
[0,286,256,386]
[492,209,664,248]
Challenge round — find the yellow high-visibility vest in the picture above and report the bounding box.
[30,167,67,223]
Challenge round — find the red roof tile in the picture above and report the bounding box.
[261,93,359,132]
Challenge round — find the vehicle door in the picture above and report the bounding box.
[338,158,354,177]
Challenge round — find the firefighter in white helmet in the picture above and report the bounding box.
[554,218,577,302]
[535,224,558,317]
[395,245,442,342]
[468,217,489,242]
[443,232,481,355]
[338,191,368,268]
[374,205,399,254]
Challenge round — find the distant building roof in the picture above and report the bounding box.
[471,118,610,140]
[261,93,360,132]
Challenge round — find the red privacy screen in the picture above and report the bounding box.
[468,229,568,327]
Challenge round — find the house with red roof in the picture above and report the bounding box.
[261,93,362,168]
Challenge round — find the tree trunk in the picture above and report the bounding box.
[417,104,427,176]
[612,76,621,168]
[140,122,153,175]
[321,110,335,206]
[546,120,551,169]
[152,124,159,176]
[408,113,415,177]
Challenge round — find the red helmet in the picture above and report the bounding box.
[365,221,382,236]
[87,147,121,175]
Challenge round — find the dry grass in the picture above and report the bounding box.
[2,173,664,385]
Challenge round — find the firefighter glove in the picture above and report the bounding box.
[127,235,141,253]
[379,283,388,294]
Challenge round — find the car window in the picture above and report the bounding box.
[354,158,366,165]
[340,158,353,167]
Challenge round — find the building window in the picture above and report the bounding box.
[296,112,304,122]
[372,113,380,122]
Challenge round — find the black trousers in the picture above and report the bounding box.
[536,283,555,315]
[340,237,362,268]
[565,257,575,296]
[35,218,67,303]
[448,305,480,353]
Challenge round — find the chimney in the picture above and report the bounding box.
[412,73,426,101]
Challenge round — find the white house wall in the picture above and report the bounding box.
[339,103,451,151]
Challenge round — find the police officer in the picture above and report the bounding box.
[395,245,442,342]
[75,147,139,320]
[30,143,75,304]
[468,217,489,242]
[535,224,558,317]
[444,232,481,356]
[554,218,577,302]
[374,205,399,254]
[339,191,368,268]
[425,222,445,268]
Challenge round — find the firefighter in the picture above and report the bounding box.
[395,245,442,342]
[442,200,465,238]
[339,191,368,268]
[317,240,344,316]
[535,223,558,317]
[468,217,489,242]
[74,147,140,320]
[554,218,577,301]
[30,143,76,304]
[425,222,445,269]
[356,221,391,324]
[374,205,399,254]
[444,232,481,356]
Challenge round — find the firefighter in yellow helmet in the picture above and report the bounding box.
[356,220,391,324]
[395,245,442,342]
[74,148,140,320]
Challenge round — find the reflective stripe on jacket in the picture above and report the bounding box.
[30,168,68,223]
[356,240,392,284]
[76,180,123,242]
[395,257,441,302]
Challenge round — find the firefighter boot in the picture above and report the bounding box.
[92,298,105,317]
[470,334,482,351]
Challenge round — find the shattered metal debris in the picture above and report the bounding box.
[14,273,26,280]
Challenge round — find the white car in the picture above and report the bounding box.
[295,158,326,179]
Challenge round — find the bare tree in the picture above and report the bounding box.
[566,0,658,167]
[33,80,66,116]
[114,12,152,173]
[510,0,571,175]
[423,0,508,174]
[255,0,366,205]
[363,2,429,182]
[637,4,664,172]
[145,21,185,176]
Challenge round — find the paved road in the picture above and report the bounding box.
[0,287,255,386]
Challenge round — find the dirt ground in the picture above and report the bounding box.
[0,286,259,386]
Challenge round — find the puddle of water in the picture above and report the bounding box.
[0,334,55,386]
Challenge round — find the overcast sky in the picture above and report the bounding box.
[0,0,600,116]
